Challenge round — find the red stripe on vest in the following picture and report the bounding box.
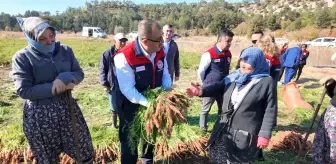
[207,46,232,59]
[117,41,165,88]
[117,41,151,66]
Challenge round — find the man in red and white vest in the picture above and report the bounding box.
[113,19,172,164]
[197,29,234,133]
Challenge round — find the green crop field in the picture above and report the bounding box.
[0,38,330,163]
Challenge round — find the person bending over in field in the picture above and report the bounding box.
[10,17,94,163]
[280,44,302,85]
[278,42,288,82]
[187,47,277,164]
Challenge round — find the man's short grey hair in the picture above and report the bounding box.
[138,19,161,39]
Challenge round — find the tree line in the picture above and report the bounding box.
[0,0,335,36]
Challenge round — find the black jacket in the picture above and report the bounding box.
[99,46,117,88]
[202,76,277,140]
[165,40,180,80]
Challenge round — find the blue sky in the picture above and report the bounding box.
[0,0,245,15]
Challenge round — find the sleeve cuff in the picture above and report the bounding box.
[56,72,74,85]
[139,98,148,107]
[258,130,272,138]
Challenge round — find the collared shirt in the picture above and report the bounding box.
[138,39,157,65]
[114,40,172,107]
[163,40,171,55]
[231,79,261,110]
[197,45,224,81]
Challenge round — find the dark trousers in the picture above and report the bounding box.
[295,64,305,81]
[278,67,285,81]
[284,67,297,84]
[118,105,154,164]
[200,97,223,131]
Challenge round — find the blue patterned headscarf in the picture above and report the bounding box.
[16,17,56,55]
[224,47,270,87]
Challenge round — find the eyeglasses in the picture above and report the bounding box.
[143,37,163,43]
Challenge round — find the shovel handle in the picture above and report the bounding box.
[295,88,327,163]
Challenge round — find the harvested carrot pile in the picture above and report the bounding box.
[128,88,192,158]
[144,90,190,138]
[155,136,208,161]
[267,131,312,153]
[129,88,191,142]
[0,145,119,164]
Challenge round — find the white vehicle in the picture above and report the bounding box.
[332,52,336,62]
[82,27,107,38]
[274,38,288,45]
[305,37,336,47]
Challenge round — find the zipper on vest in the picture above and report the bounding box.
[152,59,156,89]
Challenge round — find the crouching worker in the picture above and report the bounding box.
[187,47,277,164]
[11,17,94,163]
[112,19,172,164]
[99,32,128,128]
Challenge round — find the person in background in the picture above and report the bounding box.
[295,44,309,82]
[162,24,180,82]
[258,35,281,84]
[11,17,94,163]
[255,35,280,161]
[280,43,288,54]
[187,47,277,164]
[313,78,336,164]
[280,45,302,85]
[99,32,128,128]
[197,29,234,133]
[113,19,172,164]
[278,43,288,82]
[235,30,264,69]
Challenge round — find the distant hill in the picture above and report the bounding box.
[234,0,335,14]
[0,0,335,39]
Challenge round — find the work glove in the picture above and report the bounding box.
[186,82,201,97]
[257,136,270,149]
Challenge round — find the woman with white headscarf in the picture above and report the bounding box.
[11,17,94,163]
[187,47,277,163]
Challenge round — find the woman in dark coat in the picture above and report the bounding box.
[187,47,277,164]
[11,17,94,163]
